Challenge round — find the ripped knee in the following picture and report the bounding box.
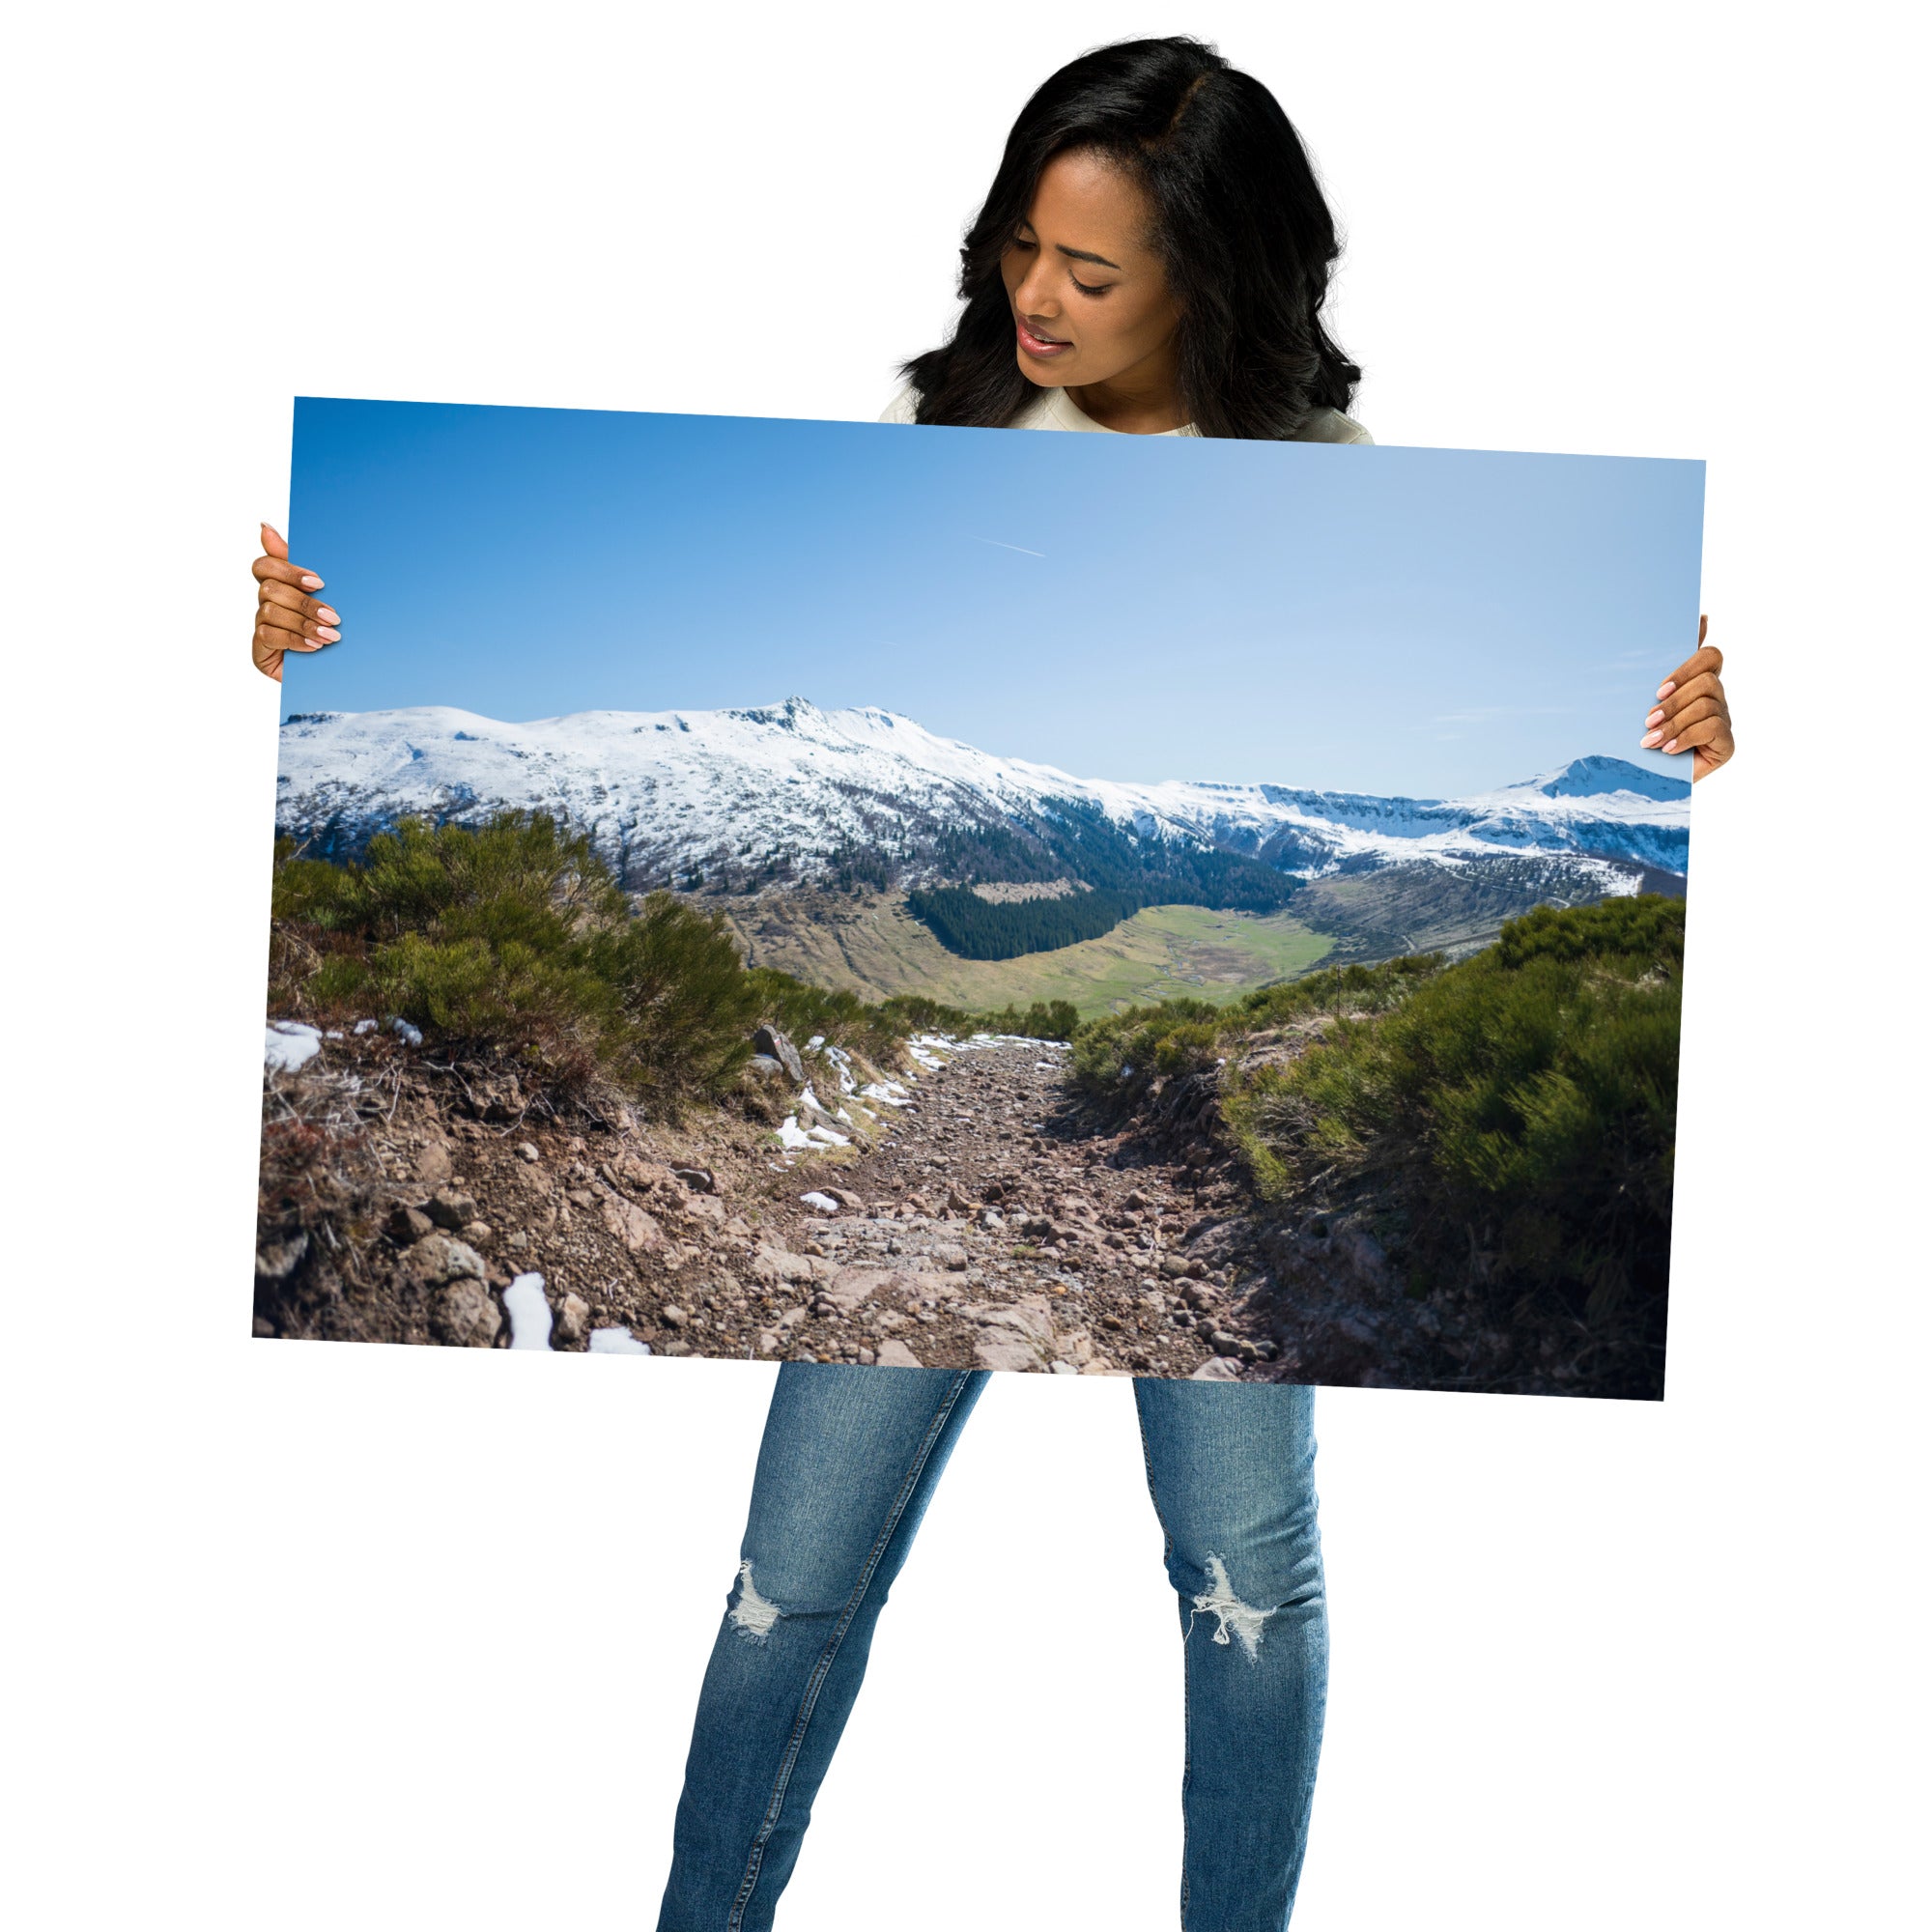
[727,1560,785,1641]
[1188,1554,1273,1662]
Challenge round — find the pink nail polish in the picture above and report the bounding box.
[1645,709,1663,725]
[315,626,340,641]
[1641,731,1662,747]
[1662,739,1678,753]
[1656,683,1674,699]
[301,574,323,589]
[316,606,339,623]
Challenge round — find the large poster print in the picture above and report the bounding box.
[258,401,1702,1398]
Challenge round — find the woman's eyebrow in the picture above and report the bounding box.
[1056,243,1122,270]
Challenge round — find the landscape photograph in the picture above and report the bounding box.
[258,400,1703,1398]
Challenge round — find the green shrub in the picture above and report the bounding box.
[274,815,757,1107]
[971,999,1081,1041]
[1226,895,1685,1327]
[1071,997,1224,1095]
[270,815,1085,1111]
[1069,956,1441,1101]
[586,895,764,1098]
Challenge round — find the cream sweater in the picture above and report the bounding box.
[877,381,1373,443]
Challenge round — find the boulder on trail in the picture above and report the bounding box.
[425,1188,480,1231]
[1190,1356,1242,1380]
[554,1292,591,1349]
[430,1277,500,1347]
[600,1195,663,1253]
[752,1026,806,1084]
[402,1233,486,1289]
[384,1204,434,1245]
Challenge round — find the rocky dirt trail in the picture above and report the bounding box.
[740,1035,1264,1379]
[257,1022,1449,1387]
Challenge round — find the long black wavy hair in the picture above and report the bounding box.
[900,37,1360,440]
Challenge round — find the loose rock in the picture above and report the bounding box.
[402,1234,487,1289]
[384,1204,434,1245]
[431,1277,500,1348]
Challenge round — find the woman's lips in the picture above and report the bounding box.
[1016,316,1072,358]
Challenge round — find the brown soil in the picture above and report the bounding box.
[254,1029,1512,1389]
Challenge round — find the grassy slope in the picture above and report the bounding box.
[1292,857,1662,963]
[713,890,1333,1020]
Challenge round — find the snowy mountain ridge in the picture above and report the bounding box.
[276,696,1690,892]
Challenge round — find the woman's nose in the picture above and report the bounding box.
[1013,261,1061,321]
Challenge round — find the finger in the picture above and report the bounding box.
[1646,699,1723,750]
[251,553,325,591]
[257,619,328,659]
[1697,613,1708,648]
[251,632,286,682]
[1661,713,1731,756]
[256,602,341,646]
[258,579,341,627]
[1654,642,1723,699]
[260,523,289,562]
[1644,670,1724,726]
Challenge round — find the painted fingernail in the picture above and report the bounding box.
[1662,739,1679,753]
[315,605,339,623]
[314,625,340,641]
[1656,682,1675,699]
[300,574,324,589]
[1645,708,1663,726]
[1641,731,1662,747]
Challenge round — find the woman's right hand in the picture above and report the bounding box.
[251,523,339,682]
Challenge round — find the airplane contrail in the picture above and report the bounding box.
[971,536,1045,557]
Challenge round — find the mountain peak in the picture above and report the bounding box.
[1533,755,1690,803]
[726,696,827,733]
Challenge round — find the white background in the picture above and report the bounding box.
[3,4,1925,1927]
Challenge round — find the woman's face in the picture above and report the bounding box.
[999,148,1180,392]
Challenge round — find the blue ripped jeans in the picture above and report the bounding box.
[656,1365,1327,1932]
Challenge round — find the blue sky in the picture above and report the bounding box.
[285,399,1703,798]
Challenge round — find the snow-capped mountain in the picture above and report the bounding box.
[275,697,1689,893]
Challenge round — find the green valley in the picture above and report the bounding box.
[715,890,1334,1021]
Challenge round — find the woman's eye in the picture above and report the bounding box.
[1070,275,1111,297]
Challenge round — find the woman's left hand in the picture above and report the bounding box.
[1642,614,1734,781]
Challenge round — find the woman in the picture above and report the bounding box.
[249,39,1734,1929]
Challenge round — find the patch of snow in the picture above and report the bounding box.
[353,1018,379,1035]
[801,1191,840,1214]
[266,1021,321,1072]
[588,1327,651,1355]
[776,1118,815,1149]
[807,1124,851,1147]
[805,1035,827,1052]
[388,1016,424,1047]
[503,1274,553,1350]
